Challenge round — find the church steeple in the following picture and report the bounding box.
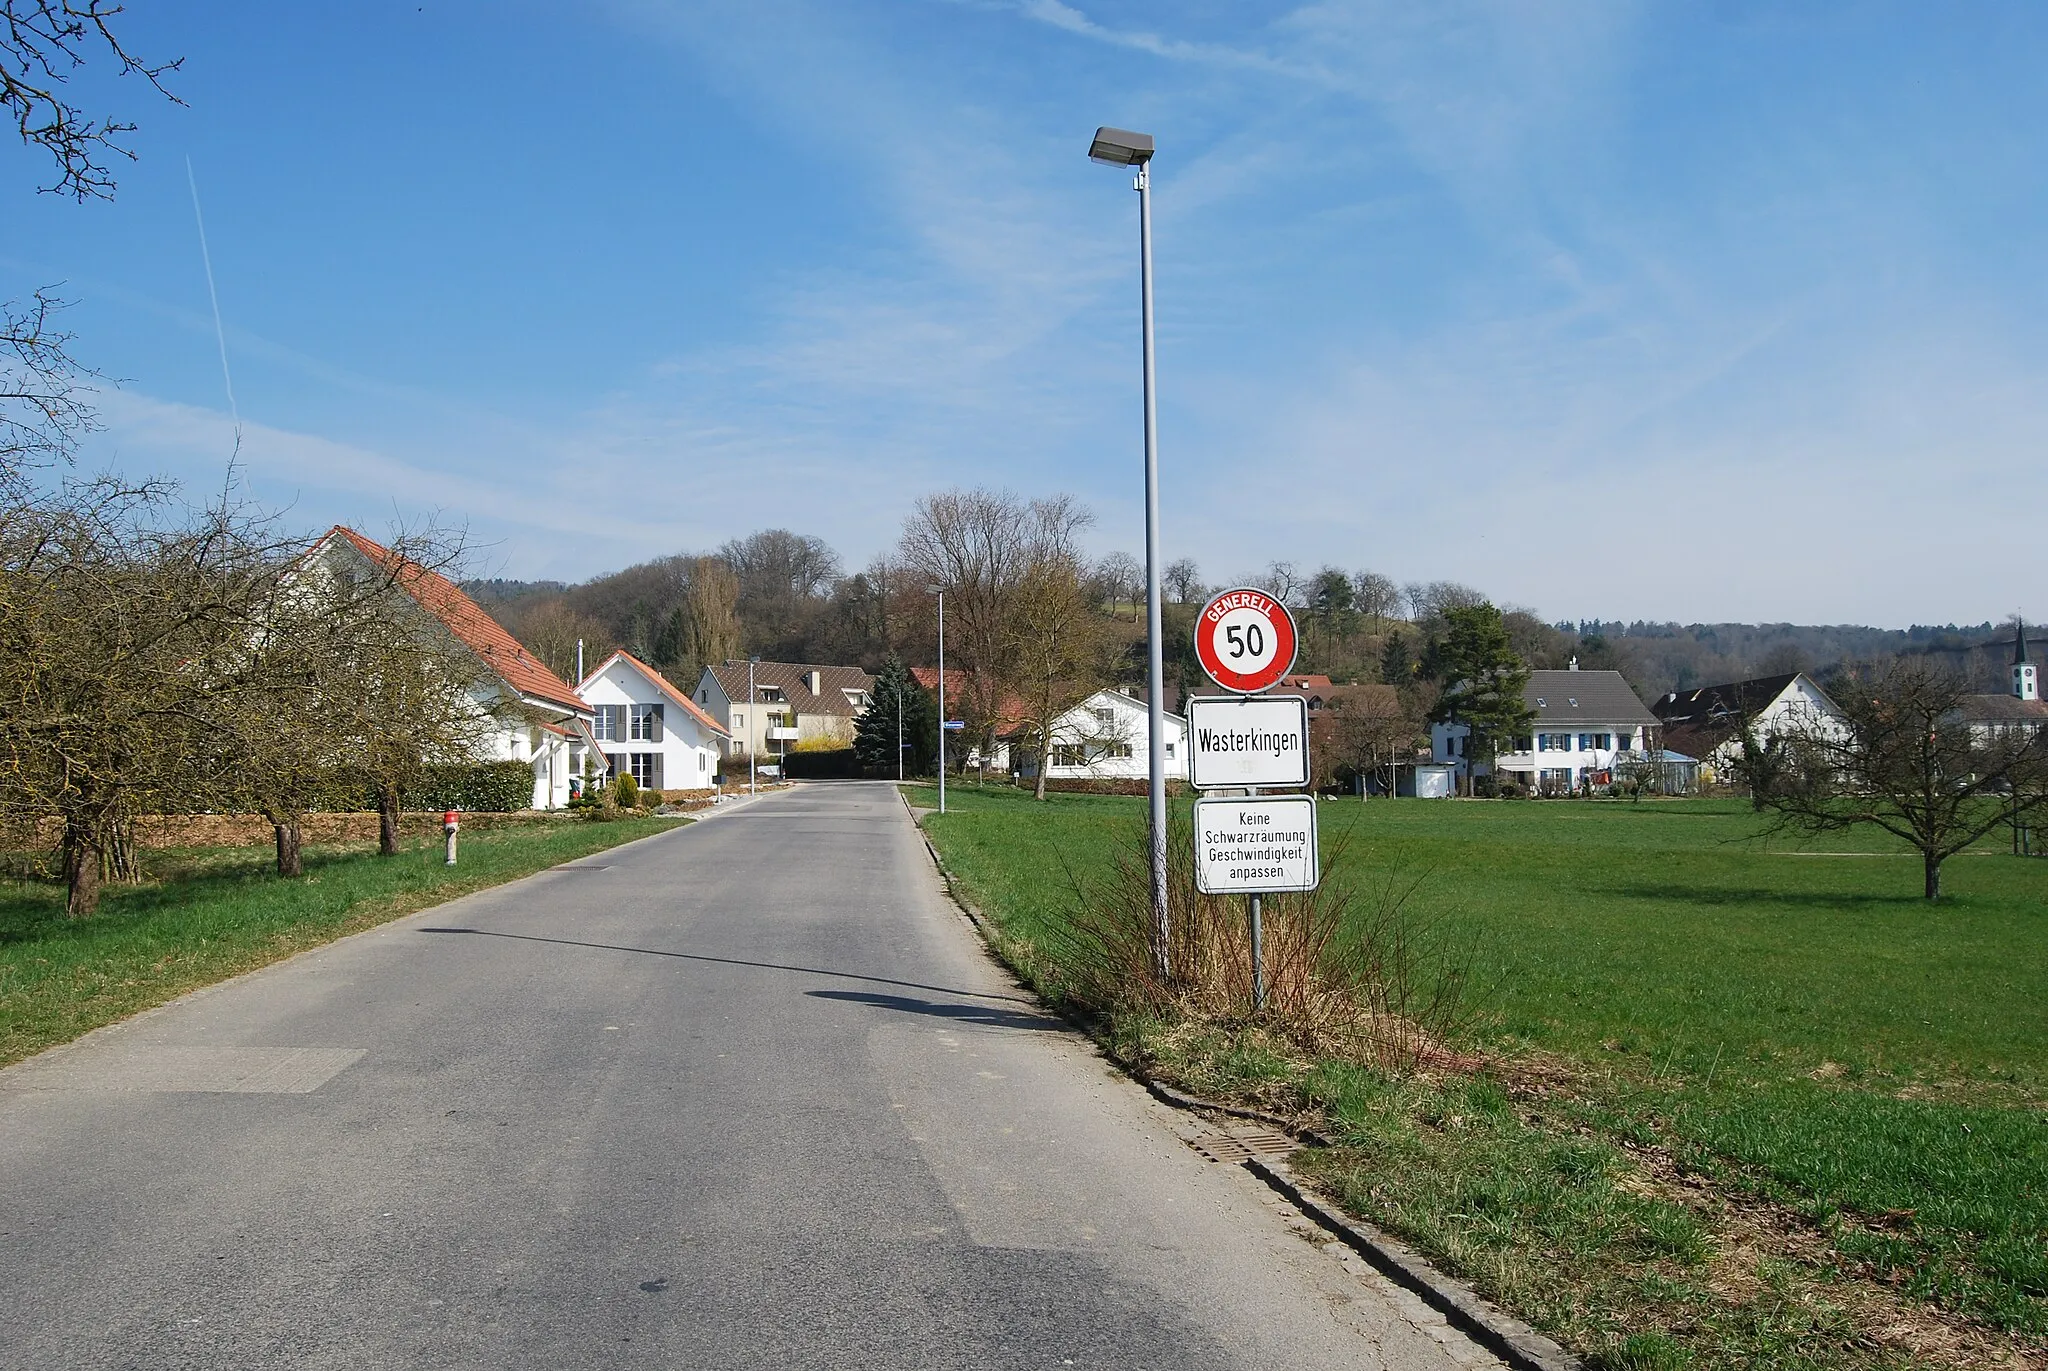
[2017,618,2039,702]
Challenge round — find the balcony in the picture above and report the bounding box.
[765,726,801,742]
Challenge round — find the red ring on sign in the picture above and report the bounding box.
[1194,587,1299,693]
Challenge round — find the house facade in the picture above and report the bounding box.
[693,661,875,769]
[1652,672,1843,783]
[578,651,729,792]
[1012,688,1189,783]
[306,527,599,810]
[1433,665,1661,794]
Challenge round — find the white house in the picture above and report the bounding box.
[305,526,600,810]
[1652,671,1844,783]
[1012,688,1189,784]
[1434,664,1661,795]
[578,650,730,793]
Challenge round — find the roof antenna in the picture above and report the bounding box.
[185,157,242,453]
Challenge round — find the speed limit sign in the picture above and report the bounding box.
[1194,587,1299,694]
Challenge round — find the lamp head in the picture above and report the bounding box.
[1088,127,1154,166]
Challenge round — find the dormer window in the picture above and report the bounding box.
[1568,698,1578,708]
[1535,698,1546,708]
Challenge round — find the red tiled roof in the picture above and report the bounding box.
[316,526,586,715]
[910,667,1029,726]
[581,651,730,738]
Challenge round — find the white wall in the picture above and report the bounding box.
[582,662,724,790]
[1019,691,1189,782]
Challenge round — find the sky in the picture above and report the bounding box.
[4,0,2045,628]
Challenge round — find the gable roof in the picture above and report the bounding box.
[704,660,876,718]
[1650,673,1805,727]
[313,526,586,716]
[581,650,729,738]
[1522,669,1658,726]
[909,667,1029,727]
[1958,694,2048,724]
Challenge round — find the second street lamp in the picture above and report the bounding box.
[1089,124,1170,981]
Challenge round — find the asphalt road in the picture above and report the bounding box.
[0,782,1499,1370]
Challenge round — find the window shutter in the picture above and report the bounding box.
[649,703,664,742]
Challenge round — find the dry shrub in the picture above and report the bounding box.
[1048,806,1473,1071]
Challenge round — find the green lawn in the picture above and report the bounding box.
[0,815,682,1069]
[908,783,2048,1365]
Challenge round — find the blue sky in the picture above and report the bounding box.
[5,1,2044,627]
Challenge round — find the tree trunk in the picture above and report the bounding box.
[1034,736,1049,801]
[378,785,401,856]
[101,817,141,884]
[1924,851,1942,900]
[274,820,304,878]
[62,819,102,918]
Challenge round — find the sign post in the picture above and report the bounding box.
[1188,589,1311,1013]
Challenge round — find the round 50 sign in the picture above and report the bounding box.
[1195,587,1298,694]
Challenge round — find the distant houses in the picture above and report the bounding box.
[1432,664,1663,795]
[1651,672,1843,783]
[1956,619,2047,739]
[692,661,876,771]
[1010,687,1189,784]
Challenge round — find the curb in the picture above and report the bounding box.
[1245,1156,1578,1371]
[900,786,1580,1371]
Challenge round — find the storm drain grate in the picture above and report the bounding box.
[1187,1128,1297,1164]
[555,864,613,872]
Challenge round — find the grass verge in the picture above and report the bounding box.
[907,782,2047,1370]
[0,815,683,1069]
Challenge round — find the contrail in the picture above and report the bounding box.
[185,156,241,447]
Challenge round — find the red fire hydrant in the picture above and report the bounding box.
[443,808,460,866]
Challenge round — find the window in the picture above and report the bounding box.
[628,752,663,788]
[1538,732,1572,752]
[1092,706,1114,725]
[1578,733,1596,751]
[592,704,624,742]
[1104,743,1133,759]
[630,703,664,741]
[1053,744,1085,767]
[758,685,786,702]
[1594,733,1612,750]
[1165,742,1175,758]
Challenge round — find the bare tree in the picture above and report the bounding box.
[1327,689,1421,798]
[0,481,306,913]
[718,528,839,658]
[1252,560,1303,606]
[3,0,182,201]
[1761,659,2048,899]
[1162,557,1205,605]
[1006,559,1115,799]
[1404,579,1486,625]
[1089,550,1143,622]
[896,488,1094,749]
[1,288,100,493]
[1351,570,1400,632]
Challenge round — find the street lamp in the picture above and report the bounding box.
[1089,124,1169,980]
[928,585,946,815]
[747,655,760,798]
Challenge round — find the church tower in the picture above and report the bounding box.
[2017,618,2040,702]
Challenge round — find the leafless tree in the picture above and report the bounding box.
[1251,560,1303,606]
[1327,690,1421,797]
[1089,550,1143,621]
[718,528,839,658]
[896,488,1094,751]
[1403,579,1486,625]
[1162,557,1204,605]
[1351,570,1400,632]
[3,0,182,201]
[1759,659,2048,899]
[1,288,100,494]
[1006,559,1116,799]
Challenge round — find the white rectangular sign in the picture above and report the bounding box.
[1187,695,1311,790]
[1193,794,1320,894]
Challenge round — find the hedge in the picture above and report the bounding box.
[306,762,537,814]
[782,748,863,779]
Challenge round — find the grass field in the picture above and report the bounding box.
[0,815,682,1070]
[908,783,2048,1368]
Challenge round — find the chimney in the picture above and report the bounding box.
[1568,656,1580,671]
[805,669,822,695]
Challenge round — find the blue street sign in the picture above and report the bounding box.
[943,720,966,730]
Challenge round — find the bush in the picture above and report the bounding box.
[612,774,640,808]
[783,747,862,779]
[304,762,535,814]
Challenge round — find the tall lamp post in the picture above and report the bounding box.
[1089,125,1169,979]
[747,655,760,797]
[928,586,947,815]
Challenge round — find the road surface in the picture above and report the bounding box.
[0,782,1498,1369]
